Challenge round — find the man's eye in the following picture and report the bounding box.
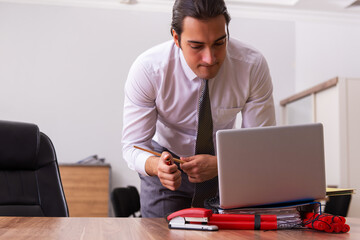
[190,45,202,49]
[215,41,225,46]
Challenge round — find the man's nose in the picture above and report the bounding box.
[202,47,216,65]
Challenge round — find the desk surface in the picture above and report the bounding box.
[0,217,359,239]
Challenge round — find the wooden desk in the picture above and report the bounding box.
[0,217,359,239]
[59,164,111,217]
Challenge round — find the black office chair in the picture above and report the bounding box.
[111,186,140,217]
[0,120,69,217]
[324,195,352,217]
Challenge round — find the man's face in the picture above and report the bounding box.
[173,15,227,80]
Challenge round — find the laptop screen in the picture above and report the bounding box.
[216,123,326,209]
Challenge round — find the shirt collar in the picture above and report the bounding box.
[179,49,198,81]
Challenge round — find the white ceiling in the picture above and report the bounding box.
[2,0,360,16]
[226,0,360,13]
[227,0,299,6]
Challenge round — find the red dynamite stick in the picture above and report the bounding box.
[304,213,346,225]
[333,223,344,233]
[305,213,330,223]
[303,212,350,233]
[324,224,334,233]
[305,212,318,220]
[304,215,327,231]
[317,214,345,225]
[342,224,350,233]
[338,216,346,224]
[207,220,277,230]
[304,219,332,232]
[305,220,326,231]
[328,215,346,224]
[210,214,277,222]
[313,221,327,231]
[305,212,327,220]
[322,216,334,224]
[304,216,317,227]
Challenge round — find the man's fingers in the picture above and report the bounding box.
[180,156,193,162]
[157,152,184,191]
[159,169,181,180]
[161,176,181,186]
[160,152,177,167]
[188,175,202,183]
[158,163,178,174]
[180,161,195,171]
[159,170,182,190]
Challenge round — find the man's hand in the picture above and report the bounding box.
[180,155,217,183]
[145,152,182,191]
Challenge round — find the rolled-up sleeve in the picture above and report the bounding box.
[122,60,158,176]
[241,54,276,128]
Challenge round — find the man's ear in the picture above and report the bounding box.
[172,29,180,48]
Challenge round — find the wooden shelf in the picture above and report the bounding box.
[280,77,338,106]
[59,164,111,217]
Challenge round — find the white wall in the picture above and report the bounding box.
[0,2,173,191]
[0,2,296,193]
[295,18,360,91]
[230,18,295,126]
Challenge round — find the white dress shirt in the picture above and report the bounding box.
[122,38,276,176]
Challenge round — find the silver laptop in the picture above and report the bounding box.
[216,123,326,209]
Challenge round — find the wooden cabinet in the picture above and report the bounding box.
[280,77,360,217]
[59,164,111,217]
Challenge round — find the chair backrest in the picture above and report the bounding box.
[0,120,69,217]
[111,186,140,217]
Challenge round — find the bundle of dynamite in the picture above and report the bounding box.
[167,208,278,231]
[303,212,350,233]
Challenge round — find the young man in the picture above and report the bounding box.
[122,0,276,217]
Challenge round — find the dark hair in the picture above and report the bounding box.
[171,0,231,45]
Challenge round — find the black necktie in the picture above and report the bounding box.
[192,79,218,207]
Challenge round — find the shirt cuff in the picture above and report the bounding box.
[135,151,153,176]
